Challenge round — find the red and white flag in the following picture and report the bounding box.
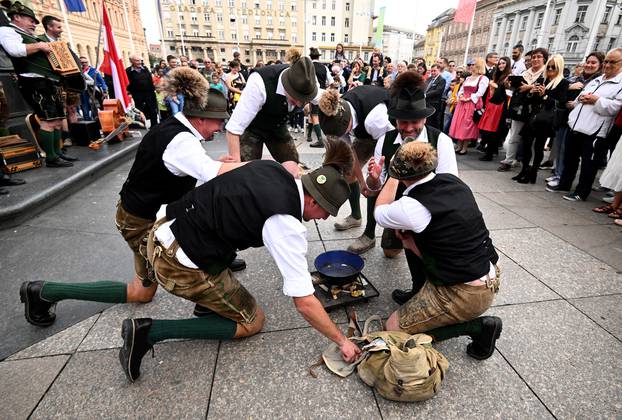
[98,3,130,110]
[454,0,477,24]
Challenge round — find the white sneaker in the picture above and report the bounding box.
[547,179,560,188]
[602,196,614,204]
[546,175,559,183]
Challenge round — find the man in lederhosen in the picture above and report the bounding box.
[307,47,330,147]
[375,141,503,360]
[0,2,73,167]
[366,71,457,305]
[116,141,361,382]
[19,68,246,326]
[317,85,393,254]
[225,48,318,163]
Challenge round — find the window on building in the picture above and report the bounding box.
[507,18,514,32]
[279,0,284,11]
[279,30,285,40]
[279,16,285,26]
[220,47,225,53]
[167,30,174,37]
[206,29,212,37]
[292,18,297,27]
[363,52,369,61]
[548,37,554,51]
[178,13,184,21]
[603,6,613,24]
[312,2,316,9]
[567,35,579,53]
[228,0,234,7]
[330,33,335,42]
[322,1,326,10]
[215,0,221,5]
[191,14,198,23]
[332,0,336,10]
[255,16,260,25]
[345,17,349,28]
[322,16,326,25]
[254,1,260,9]
[494,20,500,36]
[267,16,273,25]
[242,15,248,24]
[575,5,588,23]
[617,14,622,25]
[593,36,602,50]
[217,13,223,22]
[291,3,296,11]
[521,15,528,30]
[243,33,249,41]
[530,38,537,50]
[218,30,224,39]
[292,34,297,43]
[255,30,261,39]
[193,29,199,36]
[608,37,616,50]
[344,33,349,42]
[242,1,247,8]
[312,31,316,41]
[204,13,210,21]
[321,32,326,41]
[231,32,237,40]
[345,2,350,11]
[535,12,544,28]
[553,8,562,25]
[266,0,272,9]
[331,16,335,26]
[312,16,316,25]
[267,30,273,39]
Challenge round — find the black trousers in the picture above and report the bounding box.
[404,248,427,295]
[559,130,602,199]
[427,103,443,130]
[133,93,159,127]
[520,132,549,171]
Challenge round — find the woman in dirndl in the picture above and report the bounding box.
[449,57,489,155]
[478,56,511,161]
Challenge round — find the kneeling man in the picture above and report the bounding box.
[119,140,361,381]
[373,142,502,359]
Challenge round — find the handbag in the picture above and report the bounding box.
[473,108,484,123]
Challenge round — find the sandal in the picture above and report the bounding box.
[607,208,622,219]
[614,218,622,227]
[592,204,615,214]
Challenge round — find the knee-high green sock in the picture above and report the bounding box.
[313,124,323,141]
[40,281,127,303]
[53,129,62,156]
[363,195,377,239]
[348,182,362,219]
[306,123,313,141]
[39,130,57,161]
[425,318,483,342]
[147,314,237,345]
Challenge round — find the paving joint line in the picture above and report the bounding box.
[495,347,558,420]
[19,223,119,238]
[27,311,103,418]
[204,340,222,420]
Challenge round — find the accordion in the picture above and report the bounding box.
[47,41,80,75]
[0,135,42,174]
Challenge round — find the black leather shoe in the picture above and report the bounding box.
[46,158,73,168]
[58,153,79,162]
[466,316,503,360]
[391,289,416,305]
[19,281,56,326]
[193,304,213,317]
[229,258,246,272]
[0,174,26,186]
[478,155,493,161]
[119,318,153,382]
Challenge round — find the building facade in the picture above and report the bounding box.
[412,38,425,61]
[29,0,147,66]
[381,25,416,63]
[303,0,375,63]
[487,0,622,67]
[424,8,453,66]
[160,0,304,66]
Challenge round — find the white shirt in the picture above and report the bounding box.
[154,178,315,298]
[373,128,458,184]
[458,75,489,104]
[162,113,223,181]
[511,58,526,76]
[0,25,43,78]
[225,69,322,135]
[347,102,395,141]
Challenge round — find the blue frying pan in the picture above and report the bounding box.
[314,250,365,286]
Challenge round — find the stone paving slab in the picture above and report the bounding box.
[472,193,535,231]
[376,338,553,420]
[0,354,70,419]
[502,204,597,227]
[208,328,381,420]
[8,315,98,361]
[490,300,622,419]
[32,341,217,419]
[491,228,622,298]
[460,170,544,193]
[569,294,622,341]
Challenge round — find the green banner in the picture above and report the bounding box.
[374,6,385,47]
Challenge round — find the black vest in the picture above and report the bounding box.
[246,64,290,136]
[312,61,328,89]
[119,117,197,220]
[343,86,390,139]
[167,160,302,273]
[408,174,498,286]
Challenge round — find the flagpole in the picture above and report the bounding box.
[122,1,135,54]
[57,0,75,49]
[462,4,476,66]
[94,0,104,69]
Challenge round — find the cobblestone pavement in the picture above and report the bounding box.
[1,132,620,419]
